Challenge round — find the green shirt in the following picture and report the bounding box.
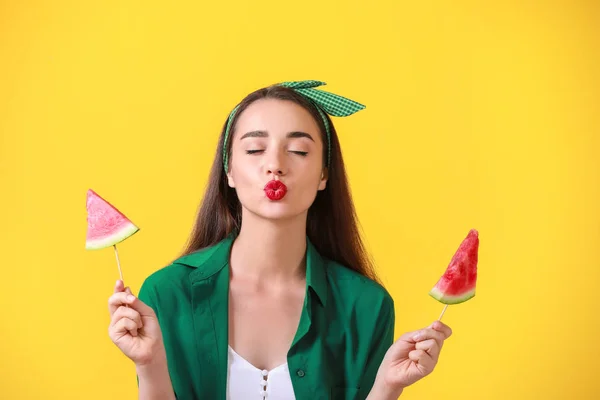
[138,235,395,400]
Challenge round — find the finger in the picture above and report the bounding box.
[431,320,453,339]
[114,280,125,294]
[415,338,440,359]
[410,328,446,354]
[411,328,446,345]
[398,329,423,343]
[125,294,156,318]
[113,317,139,337]
[108,292,137,315]
[408,349,436,372]
[125,286,132,295]
[408,349,430,362]
[110,305,143,330]
[110,280,126,314]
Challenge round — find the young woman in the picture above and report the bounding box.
[108,81,452,400]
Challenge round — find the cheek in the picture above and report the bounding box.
[228,151,255,187]
[293,172,321,200]
[230,167,254,189]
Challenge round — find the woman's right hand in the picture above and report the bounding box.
[108,280,165,366]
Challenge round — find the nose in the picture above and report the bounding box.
[265,149,286,177]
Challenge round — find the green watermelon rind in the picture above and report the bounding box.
[85,222,140,250]
[429,286,476,305]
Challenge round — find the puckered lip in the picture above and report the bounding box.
[264,179,287,200]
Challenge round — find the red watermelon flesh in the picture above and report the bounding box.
[429,229,479,305]
[85,189,139,250]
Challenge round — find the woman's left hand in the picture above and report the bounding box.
[370,320,453,399]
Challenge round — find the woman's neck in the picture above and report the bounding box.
[229,210,308,285]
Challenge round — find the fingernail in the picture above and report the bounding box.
[127,294,136,302]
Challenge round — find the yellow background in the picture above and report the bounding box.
[1,0,598,399]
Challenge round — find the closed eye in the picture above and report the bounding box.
[246,150,307,156]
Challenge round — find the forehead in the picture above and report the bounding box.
[234,98,321,137]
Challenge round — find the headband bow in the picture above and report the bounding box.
[222,80,365,171]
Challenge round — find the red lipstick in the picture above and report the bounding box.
[264,180,287,200]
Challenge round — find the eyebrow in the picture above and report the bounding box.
[239,130,315,142]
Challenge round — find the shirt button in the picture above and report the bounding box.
[296,369,305,377]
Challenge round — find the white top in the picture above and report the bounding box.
[226,346,296,400]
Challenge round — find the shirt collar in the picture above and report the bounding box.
[305,238,328,307]
[175,234,328,307]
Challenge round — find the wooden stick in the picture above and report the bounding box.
[438,304,448,321]
[113,244,129,308]
[114,244,124,282]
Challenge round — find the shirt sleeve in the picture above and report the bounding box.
[135,276,181,399]
[359,294,395,398]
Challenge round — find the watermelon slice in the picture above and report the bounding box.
[85,189,139,250]
[429,229,479,305]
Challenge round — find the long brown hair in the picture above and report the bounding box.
[180,84,380,283]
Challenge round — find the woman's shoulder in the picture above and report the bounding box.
[325,260,395,314]
[139,239,227,292]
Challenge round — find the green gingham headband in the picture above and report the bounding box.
[222,80,365,171]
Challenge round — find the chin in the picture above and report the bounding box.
[258,204,304,221]
[243,198,310,222]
